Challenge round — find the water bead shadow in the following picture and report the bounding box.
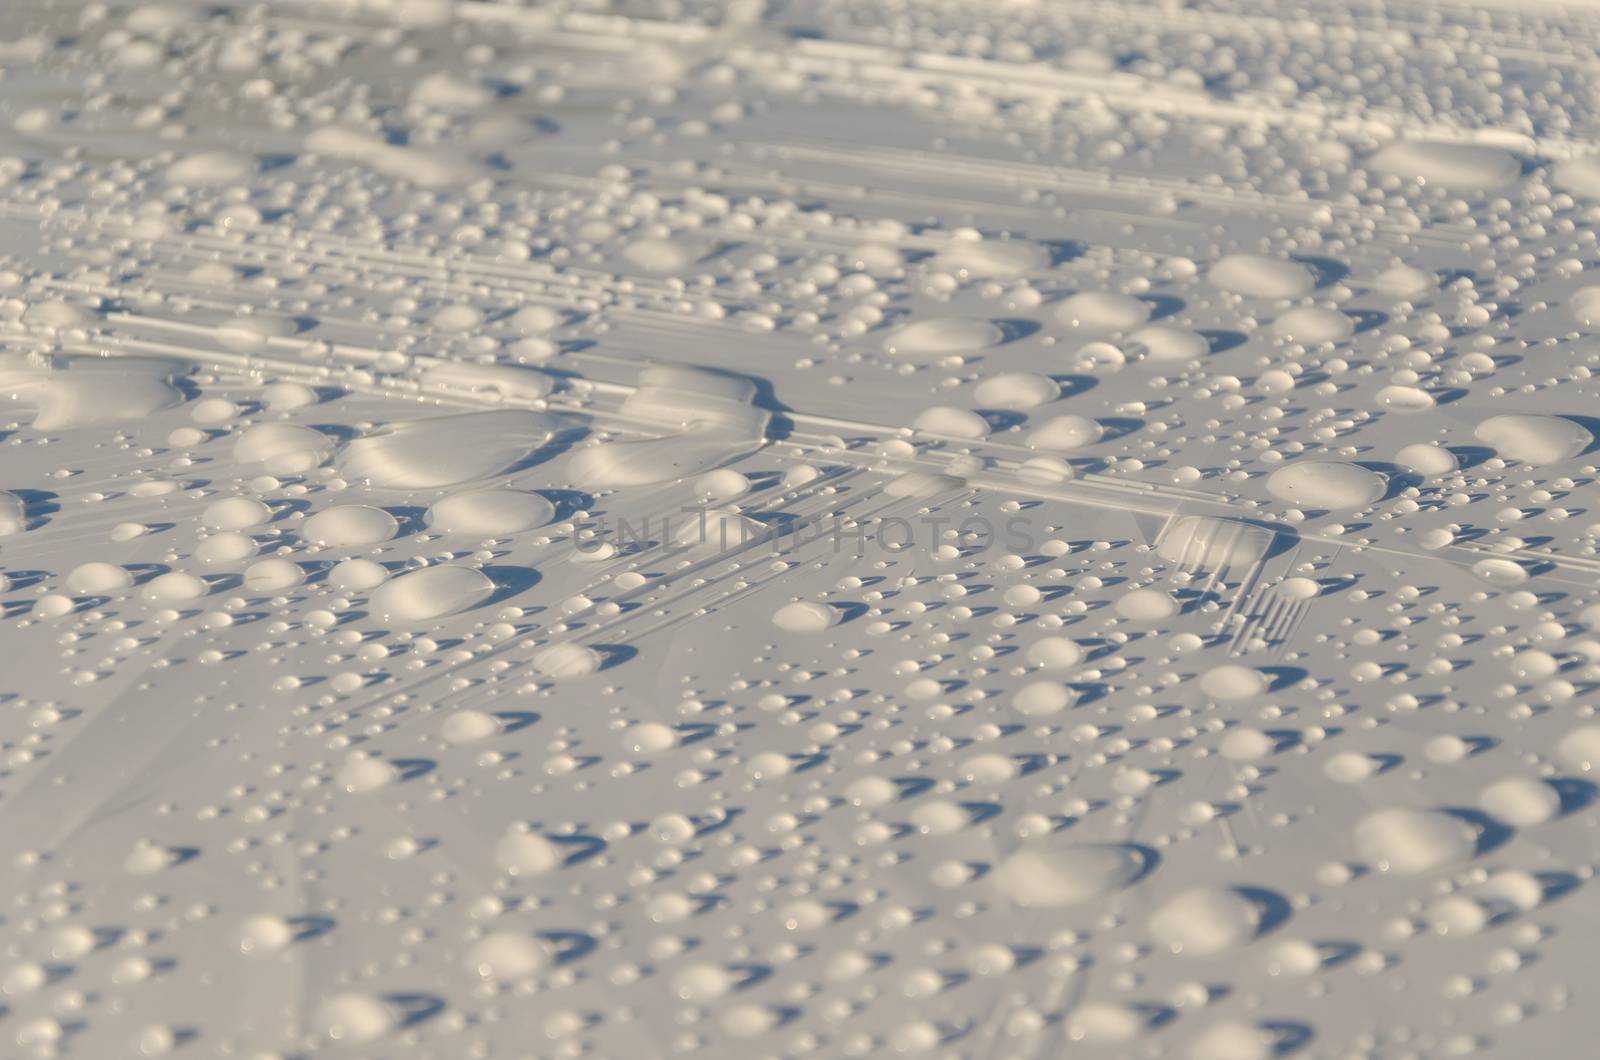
[481,564,542,609]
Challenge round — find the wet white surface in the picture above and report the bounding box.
[2,0,1600,1057]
